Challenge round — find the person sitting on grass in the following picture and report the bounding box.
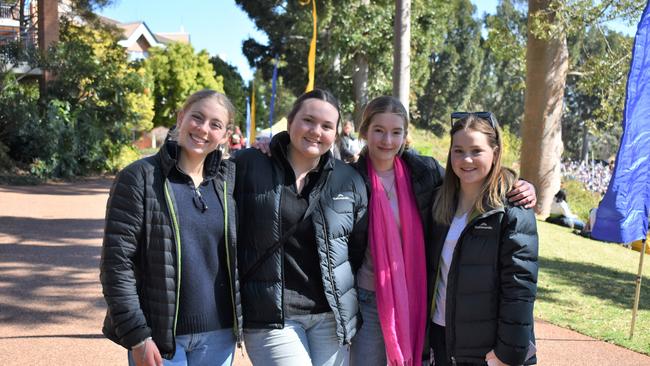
[546,189,585,231]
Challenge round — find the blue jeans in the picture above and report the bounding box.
[128,329,235,366]
[350,288,387,366]
[243,312,349,366]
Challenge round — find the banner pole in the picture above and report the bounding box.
[630,238,647,339]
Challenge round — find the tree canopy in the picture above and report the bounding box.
[145,42,223,127]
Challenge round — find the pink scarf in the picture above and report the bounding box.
[367,156,427,366]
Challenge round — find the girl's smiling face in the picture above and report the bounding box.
[365,113,406,171]
[450,129,496,191]
[287,98,338,162]
[176,97,230,160]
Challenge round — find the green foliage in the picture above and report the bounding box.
[529,0,645,40]
[416,0,483,133]
[0,20,153,178]
[0,74,40,165]
[501,124,522,170]
[106,144,140,172]
[146,42,224,127]
[563,28,632,160]
[236,0,451,115]
[562,178,601,221]
[474,0,527,132]
[210,56,248,128]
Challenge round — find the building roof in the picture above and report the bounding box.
[98,15,190,50]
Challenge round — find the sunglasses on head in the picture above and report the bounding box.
[450,111,499,130]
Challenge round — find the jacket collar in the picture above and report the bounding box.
[157,138,223,180]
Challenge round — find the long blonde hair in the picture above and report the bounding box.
[432,114,517,225]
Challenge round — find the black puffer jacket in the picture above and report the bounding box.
[234,132,368,344]
[352,149,445,237]
[100,140,242,359]
[427,204,538,365]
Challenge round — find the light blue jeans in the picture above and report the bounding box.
[350,288,387,366]
[128,328,235,366]
[244,312,349,366]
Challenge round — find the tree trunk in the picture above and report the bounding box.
[37,0,60,97]
[352,0,370,127]
[520,0,568,218]
[19,0,26,44]
[393,0,411,112]
[352,52,368,127]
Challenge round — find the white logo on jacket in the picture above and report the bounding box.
[332,194,353,201]
[474,222,493,230]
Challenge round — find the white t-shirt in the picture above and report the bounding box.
[550,200,577,219]
[432,212,468,326]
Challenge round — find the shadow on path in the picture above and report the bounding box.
[0,216,107,326]
[0,334,105,340]
[538,257,650,310]
[0,178,113,196]
[0,217,104,247]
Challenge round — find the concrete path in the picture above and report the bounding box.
[1,178,649,365]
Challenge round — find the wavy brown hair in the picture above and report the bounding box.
[432,114,517,225]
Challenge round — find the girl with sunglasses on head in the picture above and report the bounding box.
[348,98,537,366]
[234,88,368,366]
[101,90,242,366]
[427,113,538,365]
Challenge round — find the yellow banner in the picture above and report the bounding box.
[302,0,317,92]
[250,80,256,142]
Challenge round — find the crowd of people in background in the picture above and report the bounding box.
[561,160,613,195]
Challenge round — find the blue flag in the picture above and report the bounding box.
[592,3,650,243]
[268,55,280,137]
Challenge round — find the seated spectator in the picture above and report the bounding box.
[546,189,586,231]
[574,207,598,238]
[337,120,361,163]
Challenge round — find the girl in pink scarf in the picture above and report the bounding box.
[350,96,432,366]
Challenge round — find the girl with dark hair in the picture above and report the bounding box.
[234,89,368,366]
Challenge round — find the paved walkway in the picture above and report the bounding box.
[1,178,649,365]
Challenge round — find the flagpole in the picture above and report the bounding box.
[630,238,646,338]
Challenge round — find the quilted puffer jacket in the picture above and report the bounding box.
[427,203,539,365]
[100,140,242,359]
[234,131,368,344]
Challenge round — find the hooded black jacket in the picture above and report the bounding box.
[234,131,368,344]
[427,203,538,365]
[100,140,242,359]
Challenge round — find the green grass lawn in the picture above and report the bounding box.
[536,220,650,354]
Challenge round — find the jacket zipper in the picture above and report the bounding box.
[220,180,242,348]
[445,208,503,363]
[163,180,182,344]
[318,205,347,343]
